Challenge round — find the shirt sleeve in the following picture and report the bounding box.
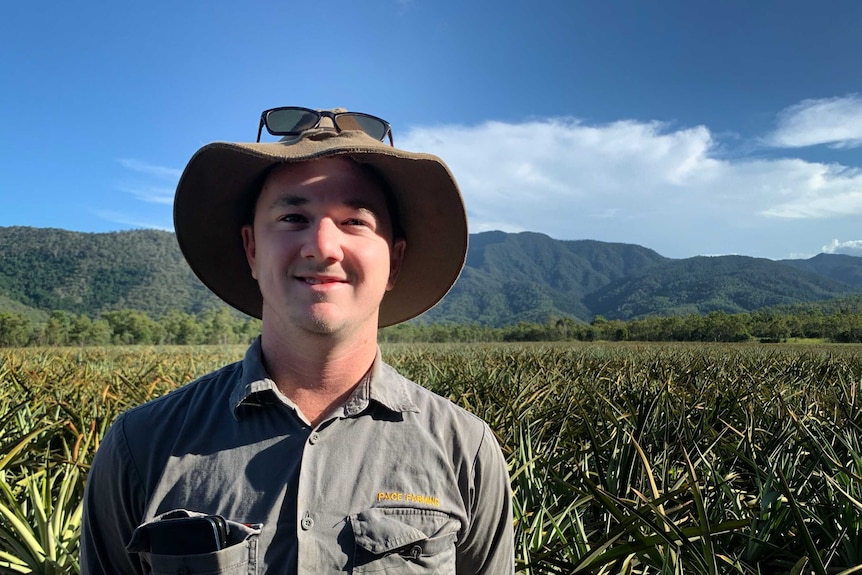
[456,424,515,575]
[80,416,147,575]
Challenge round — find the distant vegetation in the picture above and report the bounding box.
[0,227,224,320]
[2,226,862,346]
[386,298,862,344]
[0,308,259,346]
[4,297,862,346]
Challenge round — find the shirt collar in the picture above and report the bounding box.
[230,338,419,419]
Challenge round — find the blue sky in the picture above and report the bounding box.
[3,0,862,260]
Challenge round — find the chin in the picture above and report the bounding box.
[299,311,355,335]
[301,312,380,338]
[304,319,342,335]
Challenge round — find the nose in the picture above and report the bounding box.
[300,218,344,262]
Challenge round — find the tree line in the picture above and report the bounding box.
[0,308,261,347]
[3,307,862,347]
[379,309,862,344]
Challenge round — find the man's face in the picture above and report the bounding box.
[242,158,405,338]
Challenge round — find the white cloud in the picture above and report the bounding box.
[118,158,182,179]
[822,239,862,256]
[766,95,862,149]
[100,158,180,229]
[399,115,862,259]
[402,118,721,219]
[742,160,862,219]
[118,184,175,205]
[116,159,179,205]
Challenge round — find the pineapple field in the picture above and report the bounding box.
[1,342,861,574]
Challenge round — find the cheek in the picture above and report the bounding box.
[251,233,300,274]
[352,242,395,283]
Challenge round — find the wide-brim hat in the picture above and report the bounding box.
[174,127,467,327]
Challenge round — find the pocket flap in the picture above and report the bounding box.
[351,509,428,555]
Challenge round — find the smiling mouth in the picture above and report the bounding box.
[301,277,344,285]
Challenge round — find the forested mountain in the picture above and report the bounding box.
[779,253,862,289]
[582,255,859,320]
[0,227,224,319]
[1,226,861,325]
[421,231,669,324]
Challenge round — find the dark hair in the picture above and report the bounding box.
[355,162,405,241]
[242,167,273,226]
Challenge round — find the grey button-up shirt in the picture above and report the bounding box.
[81,339,514,574]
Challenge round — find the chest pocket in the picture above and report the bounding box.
[128,510,261,575]
[349,507,459,574]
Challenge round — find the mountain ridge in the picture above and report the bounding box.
[1,226,860,326]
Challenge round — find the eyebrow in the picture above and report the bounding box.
[267,194,381,215]
[268,194,307,209]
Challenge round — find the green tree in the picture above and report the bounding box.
[236,317,262,344]
[102,310,159,344]
[43,310,73,345]
[86,318,113,345]
[68,314,95,345]
[201,307,239,345]
[0,312,32,346]
[160,310,204,344]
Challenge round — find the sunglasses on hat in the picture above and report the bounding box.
[257,106,394,146]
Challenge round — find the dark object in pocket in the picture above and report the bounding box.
[147,515,229,555]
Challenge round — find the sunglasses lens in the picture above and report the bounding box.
[265,108,320,135]
[337,113,389,141]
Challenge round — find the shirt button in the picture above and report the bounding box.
[301,514,314,530]
[176,568,190,575]
[309,432,320,445]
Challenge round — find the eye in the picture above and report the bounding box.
[278,213,308,224]
[342,207,380,230]
[344,217,370,227]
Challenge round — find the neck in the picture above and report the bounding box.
[258,321,379,426]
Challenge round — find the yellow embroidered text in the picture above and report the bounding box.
[377,492,440,507]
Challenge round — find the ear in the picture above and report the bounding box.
[241,225,258,280]
[386,238,406,291]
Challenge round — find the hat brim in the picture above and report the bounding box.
[174,129,467,327]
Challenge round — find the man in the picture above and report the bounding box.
[80,107,515,574]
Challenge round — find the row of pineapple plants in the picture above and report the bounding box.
[1,342,861,573]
